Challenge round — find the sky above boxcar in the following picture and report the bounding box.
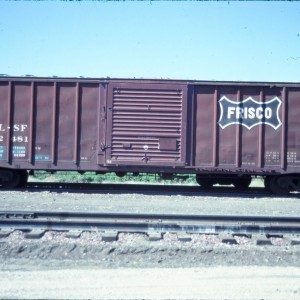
[0,1,300,82]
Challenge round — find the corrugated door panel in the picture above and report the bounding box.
[106,83,187,166]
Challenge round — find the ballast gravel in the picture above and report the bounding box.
[1,187,300,299]
[0,187,299,216]
[0,230,300,270]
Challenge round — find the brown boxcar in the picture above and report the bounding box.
[0,76,299,194]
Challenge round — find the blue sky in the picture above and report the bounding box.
[0,1,300,82]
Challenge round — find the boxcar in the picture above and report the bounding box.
[0,76,299,194]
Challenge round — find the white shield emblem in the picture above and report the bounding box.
[218,96,282,130]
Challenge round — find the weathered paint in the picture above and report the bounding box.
[193,84,300,173]
[0,77,299,176]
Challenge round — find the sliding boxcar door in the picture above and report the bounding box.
[105,82,187,167]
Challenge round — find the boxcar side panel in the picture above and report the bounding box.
[35,81,104,169]
[194,86,215,166]
[56,83,77,162]
[287,88,300,169]
[193,84,300,174]
[239,87,261,168]
[217,86,240,167]
[12,82,32,162]
[0,79,105,171]
[1,77,299,177]
[34,83,54,163]
[263,88,283,168]
[78,83,101,165]
[0,82,9,162]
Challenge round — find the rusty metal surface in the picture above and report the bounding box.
[0,77,299,176]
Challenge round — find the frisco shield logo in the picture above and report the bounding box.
[218,96,282,130]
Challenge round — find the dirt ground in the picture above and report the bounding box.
[1,266,300,300]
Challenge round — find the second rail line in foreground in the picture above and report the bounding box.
[1,211,300,236]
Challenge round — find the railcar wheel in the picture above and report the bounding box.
[115,172,126,178]
[19,170,29,187]
[199,180,214,189]
[264,176,271,192]
[0,170,21,189]
[291,176,300,192]
[269,176,290,195]
[233,177,252,191]
[196,176,213,189]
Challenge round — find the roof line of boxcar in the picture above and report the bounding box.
[0,75,300,87]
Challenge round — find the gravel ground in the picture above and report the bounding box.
[1,188,300,299]
[0,188,300,268]
[0,188,299,216]
[0,230,300,269]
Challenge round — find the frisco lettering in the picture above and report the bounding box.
[227,106,272,120]
[218,96,282,130]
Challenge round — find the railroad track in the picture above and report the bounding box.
[1,211,300,239]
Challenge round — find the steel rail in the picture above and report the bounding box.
[1,211,300,235]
